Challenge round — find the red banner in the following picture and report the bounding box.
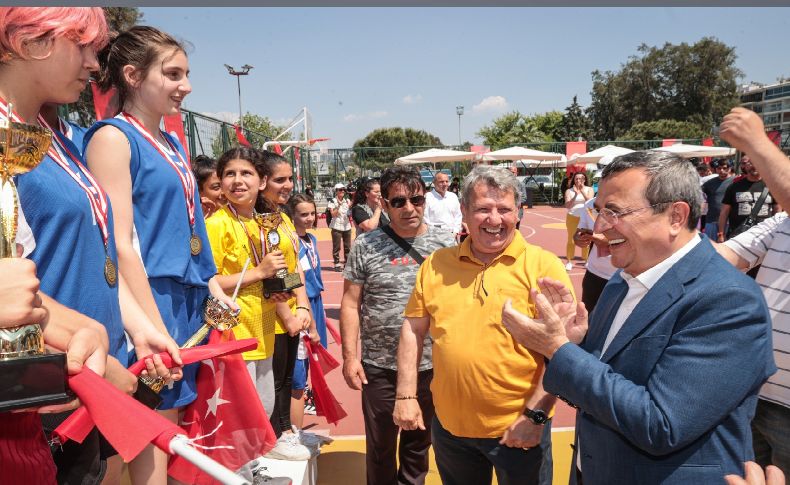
[89,81,118,121]
[662,139,678,147]
[163,114,190,161]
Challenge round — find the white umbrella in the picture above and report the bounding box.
[652,143,735,159]
[481,146,565,162]
[394,148,477,165]
[572,144,635,166]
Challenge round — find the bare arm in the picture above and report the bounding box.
[212,250,286,292]
[564,189,576,208]
[357,207,382,232]
[717,204,731,243]
[720,107,790,209]
[85,126,167,331]
[711,240,751,270]
[395,316,429,397]
[40,293,109,355]
[340,279,367,390]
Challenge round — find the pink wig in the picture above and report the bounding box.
[0,7,109,59]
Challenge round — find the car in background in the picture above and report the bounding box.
[523,174,557,191]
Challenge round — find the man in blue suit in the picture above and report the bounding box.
[501,151,776,484]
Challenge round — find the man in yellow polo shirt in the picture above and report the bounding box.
[393,165,573,485]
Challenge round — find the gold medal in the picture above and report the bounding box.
[104,256,117,287]
[190,234,202,255]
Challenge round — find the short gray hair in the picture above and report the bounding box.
[460,165,521,208]
[601,151,702,230]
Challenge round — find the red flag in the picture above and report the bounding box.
[89,81,118,120]
[303,335,339,375]
[56,338,259,445]
[303,339,347,425]
[234,124,252,147]
[767,130,781,147]
[662,138,678,147]
[325,317,341,346]
[168,331,277,484]
[163,114,190,161]
[66,369,183,462]
[271,143,283,155]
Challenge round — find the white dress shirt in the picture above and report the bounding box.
[601,233,701,357]
[423,188,462,234]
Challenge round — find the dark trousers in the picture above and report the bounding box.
[331,228,351,265]
[581,271,609,315]
[361,363,434,485]
[271,333,299,436]
[431,414,553,485]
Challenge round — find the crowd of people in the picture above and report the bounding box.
[0,7,789,485]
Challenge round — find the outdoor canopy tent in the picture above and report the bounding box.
[394,148,477,165]
[652,143,736,159]
[572,144,635,166]
[481,146,565,163]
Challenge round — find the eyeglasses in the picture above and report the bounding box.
[597,202,671,225]
[385,195,426,208]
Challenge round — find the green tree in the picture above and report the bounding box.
[618,119,710,141]
[587,37,741,139]
[476,111,550,148]
[68,7,143,127]
[352,127,442,169]
[210,113,287,156]
[557,96,590,141]
[530,111,564,141]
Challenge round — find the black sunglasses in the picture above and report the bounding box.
[385,195,426,209]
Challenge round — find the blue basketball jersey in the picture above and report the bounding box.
[83,118,216,286]
[16,135,127,364]
[298,233,324,298]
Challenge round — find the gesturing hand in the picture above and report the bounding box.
[536,278,588,345]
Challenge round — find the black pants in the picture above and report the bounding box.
[331,228,351,266]
[581,271,609,315]
[361,363,434,485]
[270,333,299,437]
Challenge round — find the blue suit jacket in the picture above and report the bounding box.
[544,235,776,484]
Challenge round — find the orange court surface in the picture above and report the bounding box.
[305,205,585,485]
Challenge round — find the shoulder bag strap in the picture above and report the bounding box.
[749,187,770,219]
[381,225,426,265]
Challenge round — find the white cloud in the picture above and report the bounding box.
[343,111,388,122]
[402,94,422,104]
[200,111,238,123]
[472,96,509,113]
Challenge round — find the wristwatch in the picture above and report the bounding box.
[523,407,549,425]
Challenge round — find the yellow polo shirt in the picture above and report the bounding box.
[404,232,573,438]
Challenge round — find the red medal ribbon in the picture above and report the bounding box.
[226,203,264,264]
[118,112,196,229]
[300,234,318,270]
[37,115,111,247]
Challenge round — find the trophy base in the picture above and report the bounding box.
[133,380,163,410]
[0,352,71,412]
[263,272,304,298]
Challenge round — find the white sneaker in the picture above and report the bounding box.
[264,433,311,461]
[565,262,573,271]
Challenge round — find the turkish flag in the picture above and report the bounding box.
[304,335,339,375]
[304,338,347,425]
[89,81,118,120]
[234,124,252,147]
[325,317,341,346]
[168,331,277,483]
[163,114,190,161]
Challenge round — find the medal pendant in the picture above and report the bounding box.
[104,256,118,287]
[190,234,202,255]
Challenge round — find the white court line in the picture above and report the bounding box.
[527,211,566,223]
[521,225,536,239]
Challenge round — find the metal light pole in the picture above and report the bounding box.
[224,64,253,130]
[456,105,464,147]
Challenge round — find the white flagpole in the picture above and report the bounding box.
[169,435,248,485]
[231,258,251,302]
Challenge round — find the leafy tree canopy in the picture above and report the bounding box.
[558,95,590,141]
[211,113,287,156]
[618,119,709,141]
[587,37,741,140]
[352,127,442,169]
[477,111,552,148]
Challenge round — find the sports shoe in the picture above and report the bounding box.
[304,387,316,415]
[264,433,311,461]
[304,402,316,415]
[334,264,342,272]
[251,463,292,484]
[565,262,573,271]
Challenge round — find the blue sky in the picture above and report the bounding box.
[141,7,790,148]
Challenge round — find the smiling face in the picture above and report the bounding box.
[262,162,294,207]
[220,158,265,213]
[200,172,224,206]
[461,182,518,263]
[127,47,191,116]
[593,168,679,276]
[292,201,317,232]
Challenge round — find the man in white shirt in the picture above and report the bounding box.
[713,107,790,476]
[499,151,775,484]
[423,172,463,237]
[327,183,352,271]
[572,198,617,314]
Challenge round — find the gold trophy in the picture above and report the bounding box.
[134,296,241,409]
[254,211,303,298]
[0,111,72,412]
